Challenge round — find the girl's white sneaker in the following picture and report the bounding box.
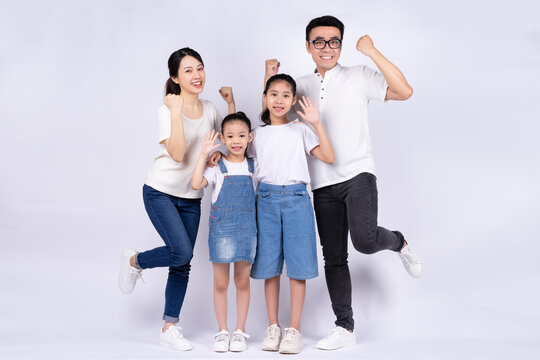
[279,327,303,354]
[230,329,249,352]
[261,324,282,351]
[159,326,192,351]
[213,329,230,352]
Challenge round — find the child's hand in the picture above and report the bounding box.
[265,59,280,78]
[296,96,320,125]
[164,94,183,113]
[201,130,221,156]
[219,87,234,104]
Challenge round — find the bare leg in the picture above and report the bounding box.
[265,275,280,326]
[213,263,230,331]
[233,261,251,332]
[289,278,306,331]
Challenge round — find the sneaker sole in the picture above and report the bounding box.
[160,340,192,351]
[316,339,357,350]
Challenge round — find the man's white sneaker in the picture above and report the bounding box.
[316,326,356,350]
[279,327,303,354]
[159,326,192,351]
[398,244,422,278]
[213,329,229,352]
[261,324,282,351]
[118,248,143,294]
[230,329,249,352]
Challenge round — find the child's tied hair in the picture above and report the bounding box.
[260,74,297,126]
[221,111,252,133]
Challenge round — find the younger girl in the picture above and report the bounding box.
[191,112,257,352]
[250,74,334,354]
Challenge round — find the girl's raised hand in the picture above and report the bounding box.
[296,96,320,125]
[201,130,221,156]
[164,94,183,113]
[219,87,234,104]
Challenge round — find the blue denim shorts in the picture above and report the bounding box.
[250,182,318,280]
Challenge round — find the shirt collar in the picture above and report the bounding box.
[314,63,342,78]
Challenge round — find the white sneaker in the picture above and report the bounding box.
[213,329,229,352]
[230,329,249,352]
[398,244,422,278]
[261,324,282,351]
[316,326,356,350]
[279,327,303,354]
[159,326,192,351]
[118,248,143,294]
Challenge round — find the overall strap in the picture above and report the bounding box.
[217,158,228,174]
[246,157,255,174]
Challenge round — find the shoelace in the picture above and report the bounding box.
[281,328,298,344]
[400,248,420,264]
[129,269,145,284]
[215,333,229,343]
[232,330,250,343]
[266,326,280,340]
[168,326,185,338]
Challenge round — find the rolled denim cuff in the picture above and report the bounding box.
[133,253,143,270]
[163,314,179,323]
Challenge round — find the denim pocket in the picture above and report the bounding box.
[210,209,228,224]
[290,190,310,210]
[257,191,271,212]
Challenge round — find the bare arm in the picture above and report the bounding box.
[163,94,186,162]
[356,35,413,101]
[219,87,236,114]
[191,130,221,190]
[262,59,280,111]
[297,96,335,164]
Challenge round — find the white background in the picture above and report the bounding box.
[1,0,539,359]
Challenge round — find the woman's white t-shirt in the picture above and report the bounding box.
[145,100,222,198]
[203,158,259,204]
[248,120,319,185]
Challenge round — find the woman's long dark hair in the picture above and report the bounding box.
[165,48,204,95]
[260,74,297,126]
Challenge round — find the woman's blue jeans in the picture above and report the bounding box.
[136,185,201,323]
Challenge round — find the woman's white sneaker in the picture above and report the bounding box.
[229,329,249,352]
[279,327,303,354]
[213,329,229,352]
[316,326,356,350]
[159,325,192,351]
[118,248,143,294]
[261,324,282,351]
[398,244,422,278]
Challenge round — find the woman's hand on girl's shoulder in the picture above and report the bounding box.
[206,151,224,168]
[164,94,183,113]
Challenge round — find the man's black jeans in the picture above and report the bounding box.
[313,172,405,331]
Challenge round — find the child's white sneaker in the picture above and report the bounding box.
[229,329,249,352]
[279,327,303,354]
[316,326,356,350]
[261,324,282,351]
[398,243,422,278]
[118,248,143,294]
[159,325,192,351]
[213,329,229,352]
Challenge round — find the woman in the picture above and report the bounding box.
[118,47,235,351]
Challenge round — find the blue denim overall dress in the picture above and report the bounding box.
[208,158,257,263]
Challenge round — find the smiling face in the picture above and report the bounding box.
[171,55,205,94]
[220,120,252,158]
[264,80,297,122]
[306,26,342,76]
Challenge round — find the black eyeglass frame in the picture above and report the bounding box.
[308,39,342,50]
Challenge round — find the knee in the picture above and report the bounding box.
[351,232,378,254]
[169,249,192,267]
[214,276,229,293]
[234,275,250,292]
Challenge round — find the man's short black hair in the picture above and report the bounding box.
[305,15,345,41]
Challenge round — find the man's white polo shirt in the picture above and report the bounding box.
[295,63,388,190]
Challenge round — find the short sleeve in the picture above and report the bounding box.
[360,66,388,102]
[157,105,172,143]
[300,123,319,154]
[212,103,223,134]
[203,166,217,188]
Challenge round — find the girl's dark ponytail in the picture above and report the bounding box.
[260,108,271,126]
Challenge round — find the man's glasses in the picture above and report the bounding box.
[309,39,342,50]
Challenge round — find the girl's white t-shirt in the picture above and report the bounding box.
[203,158,259,204]
[248,120,319,185]
[145,100,222,198]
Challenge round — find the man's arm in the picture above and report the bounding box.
[356,35,413,101]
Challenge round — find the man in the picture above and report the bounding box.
[264,15,422,350]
